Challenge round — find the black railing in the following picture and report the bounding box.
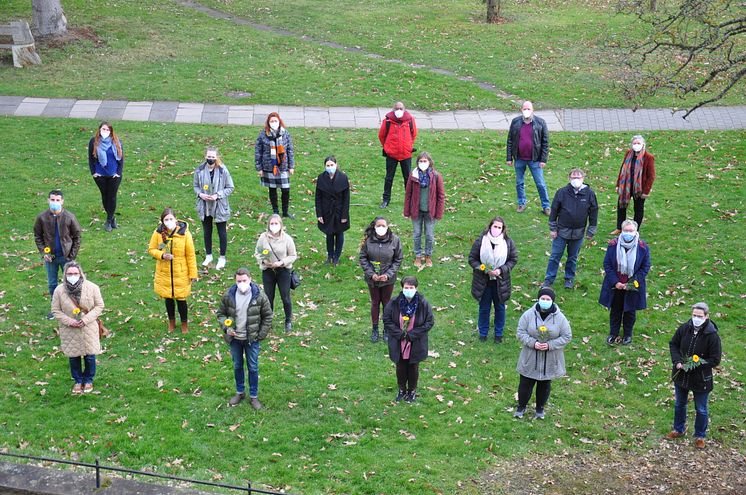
[0,451,296,495]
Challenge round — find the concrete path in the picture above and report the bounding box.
[1,96,745,131]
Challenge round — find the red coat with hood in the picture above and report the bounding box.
[378,111,417,161]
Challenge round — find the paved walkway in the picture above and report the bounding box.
[1,96,744,131]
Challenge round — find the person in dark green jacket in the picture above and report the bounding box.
[217,267,273,410]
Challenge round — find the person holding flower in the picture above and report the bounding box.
[514,287,572,419]
[88,122,124,232]
[193,146,235,270]
[610,135,655,235]
[148,208,198,334]
[255,214,297,332]
[383,276,434,403]
[255,112,295,218]
[359,216,403,343]
[599,219,651,345]
[315,155,350,266]
[666,302,722,448]
[51,261,105,395]
[403,152,445,268]
[468,216,518,343]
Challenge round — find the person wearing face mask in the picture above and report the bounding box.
[383,276,434,403]
[506,100,551,215]
[255,214,297,332]
[314,156,350,266]
[378,101,418,209]
[51,261,105,395]
[359,216,403,343]
[34,189,82,320]
[148,208,198,334]
[599,219,651,345]
[217,267,273,410]
[255,112,296,218]
[88,122,124,232]
[666,302,722,449]
[543,168,598,289]
[514,287,572,420]
[611,135,655,235]
[193,146,235,270]
[403,152,445,268]
[469,216,519,343]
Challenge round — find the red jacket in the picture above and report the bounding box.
[403,168,445,220]
[617,150,656,196]
[378,111,417,161]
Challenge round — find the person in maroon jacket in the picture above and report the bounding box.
[378,101,418,209]
[610,135,656,235]
[403,152,445,268]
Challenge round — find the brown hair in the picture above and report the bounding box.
[484,216,510,240]
[160,207,175,243]
[91,121,123,158]
[235,267,251,278]
[264,112,286,134]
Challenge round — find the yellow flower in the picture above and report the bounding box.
[539,325,548,333]
[633,280,640,288]
[224,319,233,327]
[479,264,486,271]
[692,355,700,363]
[72,308,81,315]
[262,249,269,255]
[203,184,209,190]
[43,247,51,254]
[403,316,410,322]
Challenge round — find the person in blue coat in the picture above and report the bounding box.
[88,122,124,232]
[599,219,651,345]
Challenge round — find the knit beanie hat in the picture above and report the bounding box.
[538,286,556,301]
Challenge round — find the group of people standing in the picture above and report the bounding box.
[32,100,722,446]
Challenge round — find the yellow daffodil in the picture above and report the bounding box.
[262,249,269,255]
[43,247,51,254]
[479,264,486,271]
[692,355,700,363]
[403,316,410,322]
[539,325,548,333]
[224,319,233,327]
[203,184,209,190]
[72,308,81,315]
[633,280,640,288]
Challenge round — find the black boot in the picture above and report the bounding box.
[370,326,379,343]
[104,219,112,232]
[405,389,417,403]
[269,188,279,214]
[395,389,406,402]
[110,216,118,229]
[281,189,294,219]
[383,329,389,343]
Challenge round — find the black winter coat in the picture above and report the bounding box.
[468,235,518,303]
[315,171,350,235]
[384,293,434,364]
[548,184,599,239]
[669,319,722,392]
[359,232,403,288]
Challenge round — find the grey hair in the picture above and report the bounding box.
[569,168,585,178]
[63,260,85,279]
[621,219,638,231]
[692,302,709,315]
[631,135,645,147]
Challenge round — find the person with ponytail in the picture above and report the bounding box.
[88,122,124,232]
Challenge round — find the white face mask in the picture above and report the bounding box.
[375,226,388,237]
[691,316,706,328]
[632,143,643,153]
[100,130,110,139]
[237,281,251,293]
[66,275,80,285]
[269,121,280,131]
[394,109,404,119]
[164,220,176,231]
[522,109,532,119]
[269,224,281,234]
[570,178,584,189]
[417,161,429,171]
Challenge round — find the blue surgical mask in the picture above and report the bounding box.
[325,165,337,175]
[402,288,416,300]
[49,202,62,212]
[621,232,636,242]
[538,299,552,310]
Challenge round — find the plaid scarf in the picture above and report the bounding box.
[268,130,286,175]
[617,150,644,207]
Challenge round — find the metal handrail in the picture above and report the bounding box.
[0,451,296,495]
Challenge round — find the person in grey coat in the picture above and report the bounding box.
[193,146,235,270]
[514,287,572,420]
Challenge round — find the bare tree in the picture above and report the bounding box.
[486,0,502,23]
[621,0,744,118]
[32,0,67,36]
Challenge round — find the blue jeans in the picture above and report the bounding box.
[514,159,550,209]
[673,384,710,438]
[45,256,67,297]
[230,339,261,398]
[478,281,506,338]
[69,355,96,385]
[412,213,436,256]
[545,236,584,284]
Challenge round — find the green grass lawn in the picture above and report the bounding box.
[0,116,743,494]
[1,0,744,110]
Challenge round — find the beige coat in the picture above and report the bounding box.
[51,281,104,357]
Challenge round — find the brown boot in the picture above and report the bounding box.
[181,321,188,334]
[413,256,423,268]
[424,255,433,267]
[168,320,176,332]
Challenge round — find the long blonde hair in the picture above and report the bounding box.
[206,146,224,167]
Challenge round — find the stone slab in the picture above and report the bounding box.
[201,112,228,124]
[0,95,25,105]
[14,102,47,116]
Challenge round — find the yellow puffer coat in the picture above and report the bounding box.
[148,222,198,300]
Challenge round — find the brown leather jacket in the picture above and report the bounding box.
[34,209,82,259]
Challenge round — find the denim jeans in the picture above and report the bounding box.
[69,355,96,384]
[45,255,67,297]
[674,384,710,438]
[230,339,261,398]
[478,281,506,338]
[325,232,344,261]
[514,159,550,209]
[545,236,584,284]
[412,213,436,256]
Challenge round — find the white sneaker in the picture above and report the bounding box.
[202,254,213,267]
[215,256,226,270]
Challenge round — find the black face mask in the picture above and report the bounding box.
[206,158,216,165]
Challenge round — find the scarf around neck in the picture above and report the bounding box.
[97,136,121,168]
[616,233,639,276]
[417,167,431,188]
[398,292,419,318]
[65,276,84,303]
[617,150,644,207]
[480,233,508,272]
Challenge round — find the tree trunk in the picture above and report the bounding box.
[486,0,500,23]
[649,0,657,12]
[32,0,67,36]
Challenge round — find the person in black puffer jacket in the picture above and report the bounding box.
[666,302,722,448]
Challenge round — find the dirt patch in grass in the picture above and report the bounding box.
[473,440,746,495]
[37,26,103,49]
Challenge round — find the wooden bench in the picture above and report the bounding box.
[0,20,42,67]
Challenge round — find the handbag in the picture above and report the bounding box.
[266,238,301,290]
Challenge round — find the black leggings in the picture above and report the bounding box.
[93,175,122,221]
[262,267,292,323]
[517,374,552,410]
[268,188,290,214]
[165,298,188,322]
[202,216,227,256]
[396,359,420,392]
[616,196,646,230]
